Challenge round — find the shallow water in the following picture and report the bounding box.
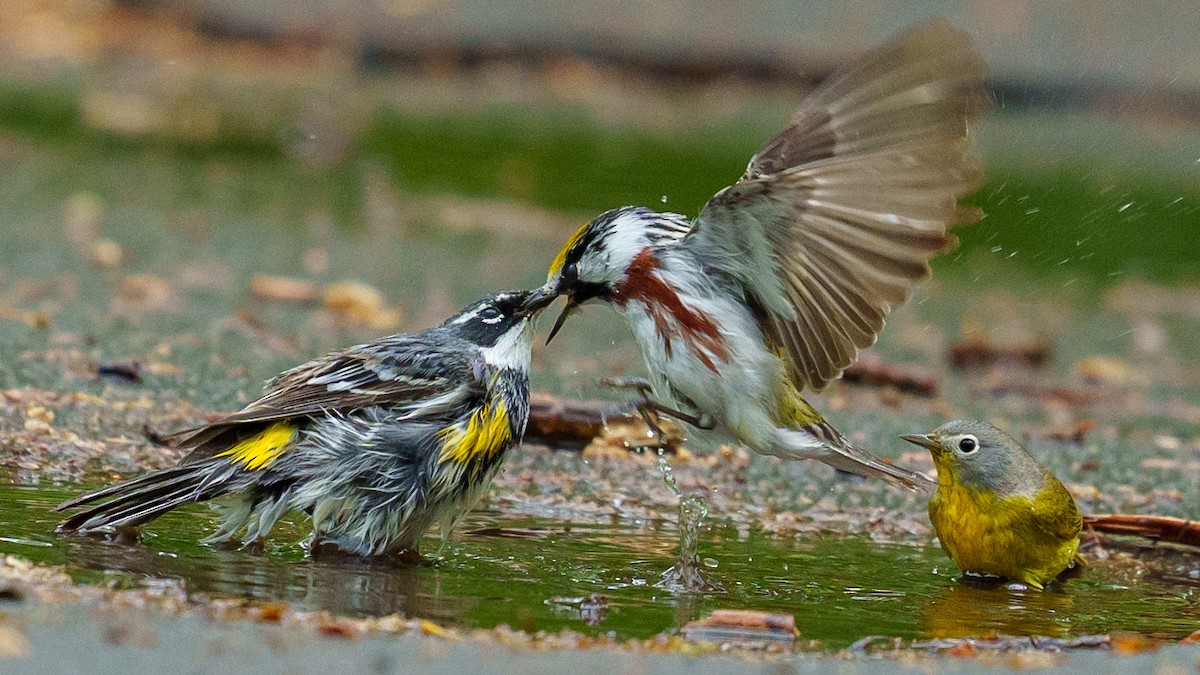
[3,483,1198,648]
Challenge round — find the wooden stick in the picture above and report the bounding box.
[523,392,636,449]
[1084,514,1200,547]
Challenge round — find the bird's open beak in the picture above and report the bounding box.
[900,433,939,451]
[545,294,576,344]
[520,287,558,317]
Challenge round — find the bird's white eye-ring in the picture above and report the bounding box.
[479,306,503,324]
[957,435,979,454]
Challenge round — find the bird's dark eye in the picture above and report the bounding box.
[958,436,978,453]
[479,305,503,324]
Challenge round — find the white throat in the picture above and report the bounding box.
[479,320,534,371]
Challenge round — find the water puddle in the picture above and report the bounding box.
[3,482,1198,648]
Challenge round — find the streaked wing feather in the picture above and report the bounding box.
[684,21,987,390]
[165,335,480,449]
[746,20,989,177]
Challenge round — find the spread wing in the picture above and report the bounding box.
[681,20,988,391]
[166,333,482,453]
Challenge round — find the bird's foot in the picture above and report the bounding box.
[600,376,655,397]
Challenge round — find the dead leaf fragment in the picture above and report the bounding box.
[250,275,320,304]
[0,309,51,329]
[682,609,797,645]
[256,601,288,623]
[1075,356,1139,386]
[945,641,976,657]
[418,619,458,640]
[118,274,176,313]
[1108,632,1159,655]
[323,281,402,329]
[316,619,358,640]
[90,239,124,267]
[0,624,30,659]
[948,332,1051,369]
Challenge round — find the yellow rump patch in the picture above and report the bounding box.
[547,220,591,280]
[775,379,826,428]
[438,401,512,467]
[216,421,297,471]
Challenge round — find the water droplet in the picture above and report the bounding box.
[702,557,718,568]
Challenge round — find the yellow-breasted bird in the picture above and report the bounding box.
[901,420,1085,589]
[537,20,987,489]
[56,289,555,558]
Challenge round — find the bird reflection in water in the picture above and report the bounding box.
[60,536,472,621]
[918,576,1076,640]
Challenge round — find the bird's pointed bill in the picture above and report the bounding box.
[521,287,558,316]
[900,433,939,451]
[546,301,574,344]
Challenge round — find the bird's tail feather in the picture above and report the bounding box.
[775,385,933,491]
[55,465,216,534]
[813,435,935,492]
[777,419,935,491]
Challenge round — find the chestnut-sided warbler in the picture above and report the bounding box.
[540,21,988,490]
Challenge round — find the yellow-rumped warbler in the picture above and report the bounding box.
[57,289,554,557]
[539,21,988,489]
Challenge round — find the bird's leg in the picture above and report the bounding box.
[639,400,714,431]
[600,376,655,398]
[601,376,670,448]
[600,377,715,451]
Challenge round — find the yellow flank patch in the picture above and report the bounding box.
[438,400,512,467]
[216,421,297,471]
[547,220,590,280]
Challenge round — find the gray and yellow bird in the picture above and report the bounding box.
[902,420,1085,589]
[57,289,553,557]
[539,21,988,488]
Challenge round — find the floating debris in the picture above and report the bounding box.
[546,594,608,626]
[682,609,797,645]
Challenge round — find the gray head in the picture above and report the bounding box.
[900,420,1046,497]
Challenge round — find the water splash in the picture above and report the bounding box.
[656,451,720,592]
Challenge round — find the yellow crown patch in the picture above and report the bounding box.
[547,220,591,280]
